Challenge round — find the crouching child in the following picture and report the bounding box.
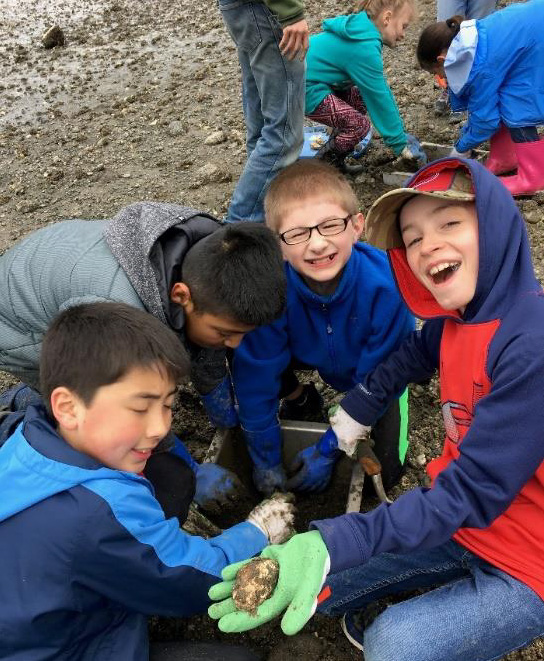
[0,302,294,661]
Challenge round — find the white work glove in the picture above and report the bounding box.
[247,492,296,544]
[329,405,372,458]
[449,146,472,158]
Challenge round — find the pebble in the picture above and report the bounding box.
[204,130,226,145]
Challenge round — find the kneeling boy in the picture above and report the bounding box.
[210,159,544,661]
[233,160,414,494]
[0,302,294,660]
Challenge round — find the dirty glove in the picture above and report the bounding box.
[194,463,246,514]
[286,427,340,492]
[449,145,472,159]
[329,405,371,458]
[246,492,296,544]
[208,530,330,634]
[201,375,239,429]
[401,134,428,168]
[243,424,287,495]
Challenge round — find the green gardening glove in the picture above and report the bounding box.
[208,530,330,635]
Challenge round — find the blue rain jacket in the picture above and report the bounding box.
[0,406,266,660]
[447,0,544,152]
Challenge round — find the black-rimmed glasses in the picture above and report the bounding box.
[279,215,352,245]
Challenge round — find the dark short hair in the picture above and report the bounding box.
[40,302,189,415]
[417,15,463,71]
[181,222,286,326]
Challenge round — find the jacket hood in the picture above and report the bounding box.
[388,158,540,323]
[104,202,220,330]
[0,406,149,522]
[322,12,381,42]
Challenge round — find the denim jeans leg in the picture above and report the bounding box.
[363,557,544,661]
[219,0,305,222]
[318,540,470,616]
[437,0,496,20]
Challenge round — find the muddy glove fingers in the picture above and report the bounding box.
[194,463,245,514]
[252,465,287,496]
[329,405,371,458]
[285,445,335,492]
[247,492,296,544]
[401,134,428,168]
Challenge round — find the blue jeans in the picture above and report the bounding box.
[218,0,305,222]
[319,540,544,661]
[437,0,495,20]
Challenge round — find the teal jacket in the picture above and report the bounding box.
[305,12,406,154]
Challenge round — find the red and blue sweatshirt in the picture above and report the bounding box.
[313,158,544,601]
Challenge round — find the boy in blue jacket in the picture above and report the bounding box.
[209,159,544,661]
[0,302,295,661]
[232,160,414,495]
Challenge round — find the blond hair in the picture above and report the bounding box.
[354,0,415,20]
[264,160,359,232]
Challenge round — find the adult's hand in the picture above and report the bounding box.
[279,19,309,61]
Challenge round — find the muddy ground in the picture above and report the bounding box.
[1,0,543,658]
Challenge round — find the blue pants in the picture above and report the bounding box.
[218,0,305,222]
[319,540,544,661]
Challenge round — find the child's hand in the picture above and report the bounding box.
[246,492,296,544]
[329,405,372,458]
[401,134,428,168]
[208,531,330,634]
[279,19,309,61]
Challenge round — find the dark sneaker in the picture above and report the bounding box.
[279,383,325,422]
[341,611,365,652]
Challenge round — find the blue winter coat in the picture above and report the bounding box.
[0,406,266,660]
[233,243,414,433]
[448,0,544,152]
[312,159,544,601]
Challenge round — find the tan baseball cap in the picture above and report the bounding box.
[365,164,475,250]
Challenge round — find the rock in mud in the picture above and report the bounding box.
[41,25,66,49]
[233,558,279,614]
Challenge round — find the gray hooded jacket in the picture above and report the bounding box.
[0,202,223,391]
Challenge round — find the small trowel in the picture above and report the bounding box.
[345,436,392,513]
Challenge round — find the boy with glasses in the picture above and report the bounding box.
[232,159,414,495]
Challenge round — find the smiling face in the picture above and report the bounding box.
[58,365,177,473]
[399,196,479,314]
[277,198,363,295]
[377,2,414,48]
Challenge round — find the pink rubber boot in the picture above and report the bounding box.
[485,125,517,175]
[500,138,544,197]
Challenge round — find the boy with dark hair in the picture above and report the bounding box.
[0,203,286,513]
[209,158,544,661]
[232,160,414,494]
[0,302,294,661]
